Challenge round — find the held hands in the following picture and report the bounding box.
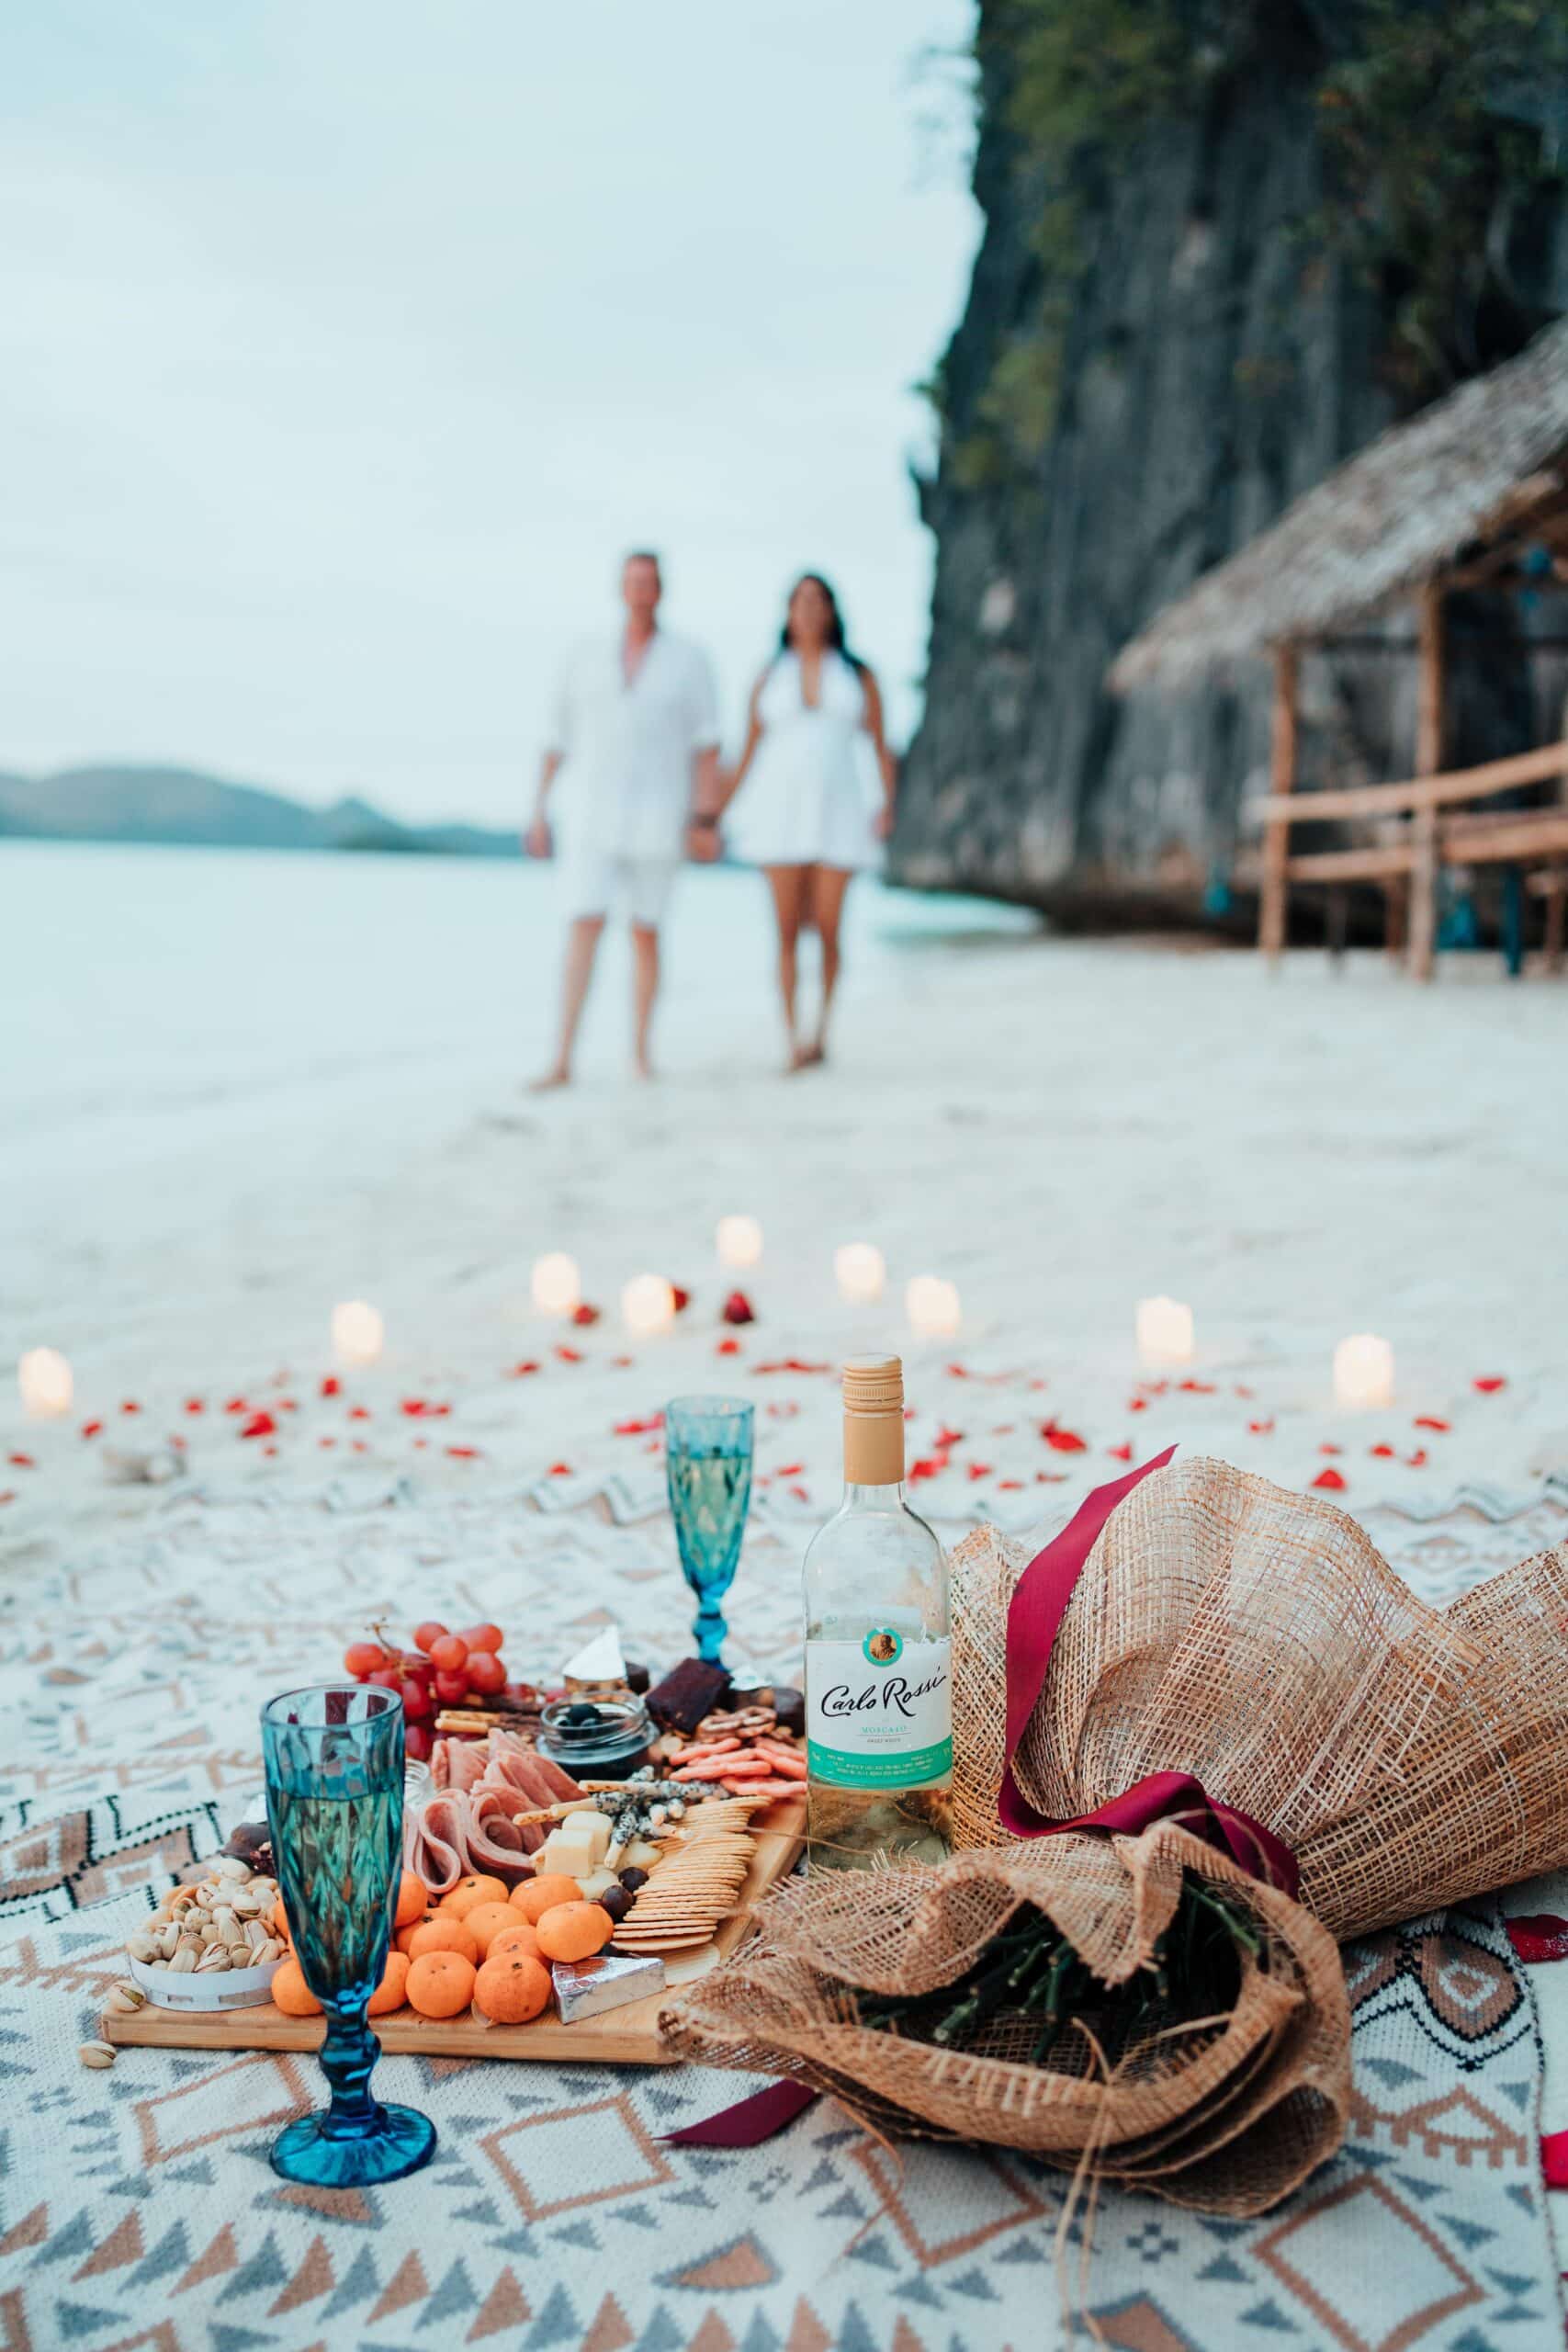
[874,801,895,842]
[525,814,552,860]
[685,819,722,865]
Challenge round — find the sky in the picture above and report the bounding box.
[1,2,981,826]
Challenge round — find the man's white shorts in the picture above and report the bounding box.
[558,849,678,929]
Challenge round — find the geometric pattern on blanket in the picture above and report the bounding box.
[0,1901,1551,2351]
[0,1487,1560,2350]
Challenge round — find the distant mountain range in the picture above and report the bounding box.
[0,764,517,857]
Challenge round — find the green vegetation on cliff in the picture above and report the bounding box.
[948,0,1568,483]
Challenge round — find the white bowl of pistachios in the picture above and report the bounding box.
[124,1851,288,2011]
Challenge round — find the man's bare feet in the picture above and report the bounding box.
[529,1066,571,1092]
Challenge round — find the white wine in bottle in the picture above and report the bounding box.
[801,1355,952,1871]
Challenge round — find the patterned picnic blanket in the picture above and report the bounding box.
[2,1479,1563,2351]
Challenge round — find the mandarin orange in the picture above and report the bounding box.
[406,1950,476,2019]
[510,1872,582,1925]
[474,1951,551,2025]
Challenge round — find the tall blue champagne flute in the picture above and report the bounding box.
[261,1685,437,2187]
[665,1396,754,1664]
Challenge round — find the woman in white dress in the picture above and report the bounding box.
[716,574,897,1070]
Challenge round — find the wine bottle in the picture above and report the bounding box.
[802,1354,952,1871]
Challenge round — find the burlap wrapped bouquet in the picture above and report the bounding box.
[664,1453,1568,2215]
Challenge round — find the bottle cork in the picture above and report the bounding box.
[842,1354,905,1487]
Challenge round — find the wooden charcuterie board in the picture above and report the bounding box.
[103,1793,805,2069]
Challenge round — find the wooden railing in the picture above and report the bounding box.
[1252,737,1568,978]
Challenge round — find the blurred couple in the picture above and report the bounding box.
[525,550,897,1087]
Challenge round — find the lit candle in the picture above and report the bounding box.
[715,1215,763,1270]
[531,1251,581,1317]
[622,1273,677,1338]
[835,1241,886,1306]
[906,1274,961,1340]
[331,1300,384,1368]
[1334,1333,1394,1410]
[17,1346,73,1419]
[1136,1296,1195,1368]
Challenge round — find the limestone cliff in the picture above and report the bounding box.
[895,1,1568,922]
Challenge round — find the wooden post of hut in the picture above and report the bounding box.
[1405,583,1446,981]
[1258,645,1297,963]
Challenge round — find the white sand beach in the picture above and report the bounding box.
[4,841,1566,1555]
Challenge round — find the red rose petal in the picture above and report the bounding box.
[262,1443,278,1458]
[1233,1385,1256,1399]
[555,1346,583,1363]
[1473,1375,1507,1393]
[507,1361,542,1378]
[412,1437,427,1449]
[1319,1442,1343,1456]
[320,1375,341,1398]
[80,1419,103,1439]
[721,1290,756,1326]
[933,1426,965,1450]
[967,1463,994,1480]
[1405,1448,1428,1468]
[944,1363,970,1380]
[8,1453,36,1469]
[908,1457,943,1482]
[1311,1467,1348,1491]
[998,1479,1023,1491]
[120,1400,141,1416]
[1035,1470,1068,1484]
[1127,1396,1149,1413]
[615,1415,664,1437]
[239,1411,277,1440]
[716,1338,741,1356]
[319,1436,337,1449]
[571,1302,602,1327]
[1041,1421,1088,1453]
[774,1462,805,1477]
[184,1398,205,1415]
[351,1439,367,1453]
[168,1435,186,1451]
[223,1396,248,1415]
[1507,1914,1568,1964]
[1370,1443,1395,1459]
[1106,1442,1134,1463]
[1414,1415,1449,1431]
[547,1461,572,1476]
[789,1484,808,1501]
[1247,1419,1275,1436]
[613,1355,633,1368]
[1178,1380,1215,1395]
[446,1445,481,1460]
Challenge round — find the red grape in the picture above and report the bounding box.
[399,1676,432,1721]
[427,1633,468,1674]
[433,1669,468,1705]
[344,1640,388,1679]
[412,1620,447,1655]
[367,1668,402,1694]
[458,1623,504,1655]
[466,1650,506,1697]
[405,1722,433,1763]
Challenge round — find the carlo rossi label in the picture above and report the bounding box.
[805,1628,953,1791]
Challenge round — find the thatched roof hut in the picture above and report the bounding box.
[1111,315,1568,690]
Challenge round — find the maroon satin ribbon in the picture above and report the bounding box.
[998,1446,1299,1898]
[661,2078,817,2147]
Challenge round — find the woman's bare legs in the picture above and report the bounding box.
[763,865,811,1069]
[806,865,852,1063]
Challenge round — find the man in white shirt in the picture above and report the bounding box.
[526,549,720,1086]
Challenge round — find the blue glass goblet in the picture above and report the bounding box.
[261,1685,437,2188]
[665,1396,754,1664]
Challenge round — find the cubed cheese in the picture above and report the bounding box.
[537,1827,597,1880]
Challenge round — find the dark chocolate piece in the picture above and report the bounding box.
[646,1655,731,1734]
[771,1687,806,1736]
[625,1658,650,1694]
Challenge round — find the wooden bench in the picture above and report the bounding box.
[1253,737,1568,978]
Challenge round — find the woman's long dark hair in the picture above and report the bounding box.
[778,572,865,673]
